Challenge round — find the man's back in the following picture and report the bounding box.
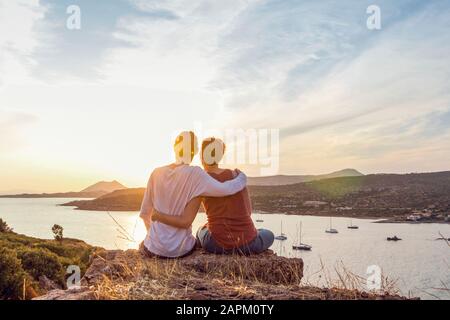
[142,165,200,257]
[140,164,247,258]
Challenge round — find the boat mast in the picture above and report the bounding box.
[299,221,302,244]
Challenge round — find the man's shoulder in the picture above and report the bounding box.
[187,165,203,171]
[147,165,170,182]
[152,164,171,173]
[182,165,205,176]
[179,166,213,182]
[151,164,204,179]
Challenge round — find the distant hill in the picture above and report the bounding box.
[81,180,126,194]
[0,191,109,199]
[247,169,363,186]
[61,171,450,220]
[249,171,450,218]
[62,188,145,211]
[0,180,127,199]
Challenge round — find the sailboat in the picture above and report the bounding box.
[347,219,359,229]
[292,221,312,251]
[325,217,338,234]
[275,220,288,240]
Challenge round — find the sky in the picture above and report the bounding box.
[1,0,450,193]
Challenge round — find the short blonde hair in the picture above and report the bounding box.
[173,131,198,164]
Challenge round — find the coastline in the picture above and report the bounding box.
[374,219,450,224]
[60,204,450,224]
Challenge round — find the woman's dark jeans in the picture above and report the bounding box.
[196,227,275,255]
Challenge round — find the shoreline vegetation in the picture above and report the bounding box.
[59,171,450,224]
[0,220,99,300]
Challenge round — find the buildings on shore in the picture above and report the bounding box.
[405,208,450,222]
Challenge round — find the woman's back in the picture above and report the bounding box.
[203,169,257,250]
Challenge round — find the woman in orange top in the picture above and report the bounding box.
[152,137,274,254]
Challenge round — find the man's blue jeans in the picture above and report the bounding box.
[196,227,275,255]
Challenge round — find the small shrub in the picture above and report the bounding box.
[36,241,73,257]
[17,248,65,286]
[0,219,13,233]
[0,232,96,299]
[52,224,64,242]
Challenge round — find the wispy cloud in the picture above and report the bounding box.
[0,0,46,85]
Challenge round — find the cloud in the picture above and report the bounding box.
[0,0,47,86]
[231,7,446,127]
[1,0,450,179]
[0,110,38,152]
[98,0,258,91]
[191,0,450,174]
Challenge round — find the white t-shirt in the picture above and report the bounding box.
[139,164,247,258]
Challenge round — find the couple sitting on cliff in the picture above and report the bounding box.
[139,131,274,258]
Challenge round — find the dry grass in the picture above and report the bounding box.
[439,232,450,248]
[87,250,406,300]
[418,233,450,300]
[303,259,400,297]
[91,251,300,300]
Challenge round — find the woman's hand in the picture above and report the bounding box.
[151,208,161,222]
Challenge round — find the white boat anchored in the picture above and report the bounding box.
[292,221,312,251]
[275,220,288,240]
[325,217,339,234]
[347,219,359,229]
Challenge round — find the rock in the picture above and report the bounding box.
[33,287,95,300]
[81,249,143,286]
[35,249,303,300]
[182,250,303,285]
[34,248,409,300]
[82,249,302,287]
[38,275,61,292]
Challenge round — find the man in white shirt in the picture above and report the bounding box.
[139,131,247,258]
